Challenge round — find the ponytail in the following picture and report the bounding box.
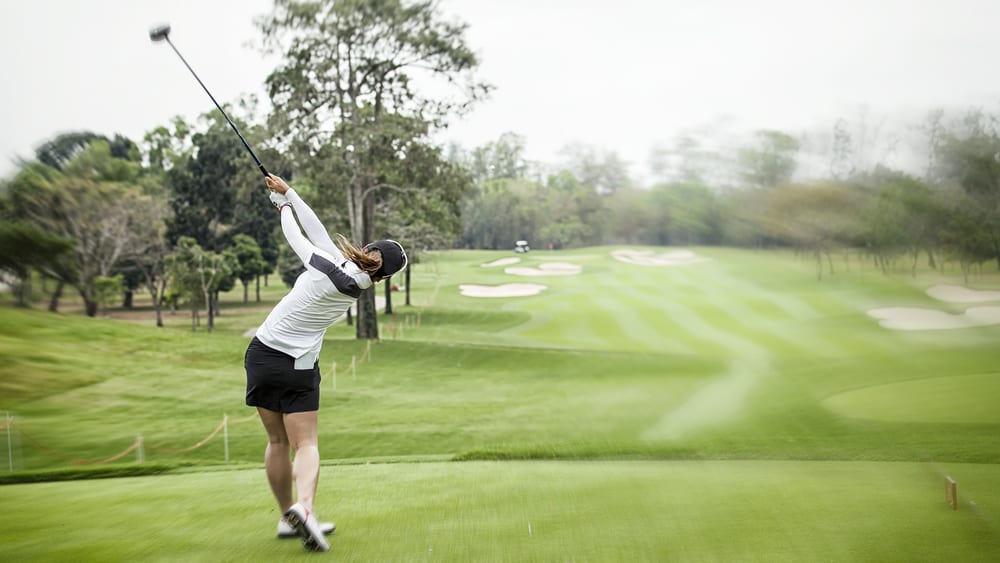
[334,234,382,277]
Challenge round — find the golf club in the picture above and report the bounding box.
[149,24,268,177]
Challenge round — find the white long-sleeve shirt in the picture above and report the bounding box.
[255,189,372,367]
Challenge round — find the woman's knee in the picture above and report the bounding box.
[292,437,318,452]
[283,411,319,449]
[267,434,291,447]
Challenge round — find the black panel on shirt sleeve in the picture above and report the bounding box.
[309,254,362,298]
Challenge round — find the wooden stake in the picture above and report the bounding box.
[946,476,957,510]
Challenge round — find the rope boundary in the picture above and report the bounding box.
[6,412,260,466]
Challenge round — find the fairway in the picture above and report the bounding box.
[2,246,999,560]
[2,460,998,562]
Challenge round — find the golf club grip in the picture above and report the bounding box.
[258,164,269,177]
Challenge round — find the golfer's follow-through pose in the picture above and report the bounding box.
[245,174,407,552]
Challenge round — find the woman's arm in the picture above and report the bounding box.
[266,175,345,262]
[284,189,345,260]
[278,204,316,266]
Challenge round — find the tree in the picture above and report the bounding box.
[143,117,193,174]
[230,234,268,304]
[167,237,235,332]
[537,192,589,250]
[538,170,607,248]
[92,274,124,317]
[738,130,800,189]
[652,182,723,246]
[830,119,855,180]
[939,187,993,281]
[559,143,631,195]
[0,221,74,307]
[373,136,475,307]
[113,261,144,310]
[461,179,539,249]
[918,108,946,182]
[231,143,292,301]
[9,143,153,316]
[718,187,769,247]
[467,132,529,183]
[126,195,173,326]
[35,131,141,178]
[858,179,907,272]
[827,107,900,181]
[759,182,865,279]
[936,110,1000,268]
[164,115,246,251]
[858,169,944,274]
[604,187,661,245]
[35,131,104,171]
[259,0,490,339]
[648,123,739,189]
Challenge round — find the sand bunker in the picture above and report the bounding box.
[505,262,582,276]
[927,284,1000,303]
[482,257,521,268]
[867,306,1000,331]
[611,249,711,266]
[867,284,1000,330]
[459,283,547,297]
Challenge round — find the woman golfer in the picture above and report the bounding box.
[245,174,406,552]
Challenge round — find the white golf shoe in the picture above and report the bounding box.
[283,503,331,552]
[277,517,335,538]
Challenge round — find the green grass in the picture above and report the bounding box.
[823,372,1000,424]
[2,460,998,562]
[1,246,999,560]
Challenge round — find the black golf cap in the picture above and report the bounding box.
[367,240,407,279]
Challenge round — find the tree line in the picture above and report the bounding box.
[3,0,999,335]
[457,112,1000,282]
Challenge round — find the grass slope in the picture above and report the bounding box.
[1,246,999,560]
[4,246,996,466]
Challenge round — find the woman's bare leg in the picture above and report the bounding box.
[283,410,320,513]
[257,407,293,511]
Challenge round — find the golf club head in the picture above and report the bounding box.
[149,24,171,42]
[148,21,269,177]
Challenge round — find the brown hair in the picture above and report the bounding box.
[335,234,384,279]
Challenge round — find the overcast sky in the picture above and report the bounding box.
[3,0,1000,181]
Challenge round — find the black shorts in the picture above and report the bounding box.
[244,337,321,413]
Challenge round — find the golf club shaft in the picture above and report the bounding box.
[164,38,268,177]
